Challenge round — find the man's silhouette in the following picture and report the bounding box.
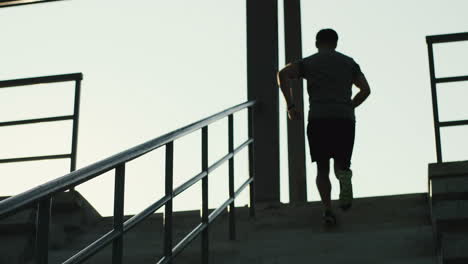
[278,28,371,224]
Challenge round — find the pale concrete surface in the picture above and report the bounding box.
[43,193,436,264]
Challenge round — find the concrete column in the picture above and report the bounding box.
[284,0,307,203]
[247,0,280,202]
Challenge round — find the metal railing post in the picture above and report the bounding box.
[70,78,81,173]
[201,126,209,264]
[228,114,236,240]
[112,163,125,264]
[248,107,256,218]
[35,197,51,264]
[164,142,174,263]
[427,41,443,163]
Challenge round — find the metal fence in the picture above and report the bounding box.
[0,73,82,172]
[426,32,468,163]
[0,100,256,264]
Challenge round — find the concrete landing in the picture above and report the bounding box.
[45,193,436,264]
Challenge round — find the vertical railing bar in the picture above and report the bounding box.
[112,163,125,264]
[248,107,256,218]
[228,114,236,240]
[70,78,81,191]
[164,142,174,263]
[70,78,81,172]
[427,42,443,163]
[35,197,51,264]
[201,126,209,264]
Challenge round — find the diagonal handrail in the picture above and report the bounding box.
[0,100,255,217]
[0,99,256,264]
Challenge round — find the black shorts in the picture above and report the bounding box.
[306,118,355,168]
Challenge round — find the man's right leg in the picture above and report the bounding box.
[317,159,337,224]
[334,159,353,211]
[316,159,331,210]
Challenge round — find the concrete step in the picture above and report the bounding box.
[46,194,436,264]
[432,200,468,234]
[429,160,468,179]
[431,177,468,202]
[440,232,468,264]
[0,207,36,264]
[237,226,435,262]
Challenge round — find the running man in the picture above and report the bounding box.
[278,29,371,224]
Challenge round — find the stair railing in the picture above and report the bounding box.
[0,73,83,173]
[0,100,256,264]
[426,32,468,163]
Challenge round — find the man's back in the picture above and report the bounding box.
[299,51,363,121]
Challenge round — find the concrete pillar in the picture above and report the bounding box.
[283,0,307,203]
[247,0,280,202]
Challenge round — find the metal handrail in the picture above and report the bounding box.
[426,32,468,163]
[0,99,256,264]
[0,0,66,9]
[0,73,82,171]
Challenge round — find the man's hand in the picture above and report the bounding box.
[287,107,302,120]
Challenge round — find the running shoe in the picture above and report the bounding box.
[323,209,337,225]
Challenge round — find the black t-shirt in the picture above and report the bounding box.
[294,50,363,120]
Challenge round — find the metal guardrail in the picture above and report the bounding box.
[0,73,82,173]
[426,32,468,163]
[0,100,256,264]
[0,0,66,8]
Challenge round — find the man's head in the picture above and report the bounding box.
[316,28,338,50]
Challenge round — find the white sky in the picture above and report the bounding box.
[0,0,467,216]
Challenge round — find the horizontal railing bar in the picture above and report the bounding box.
[233,138,254,155]
[160,178,254,264]
[63,230,120,264]
[208,152,233,174]
[234,177,254,198]
[172,138,253,198]
[173,172,207,197]
[208,177,254,224]
[0,154,71,164]
[435,75,468,83]
[181,140,255,205]
[208,198,233,224]
[0,100,255,217]
[439,119,468,127]
[171,223,207,260]
[0,115,74,127]
[123,195,171,233]
[208,138,253,174]
[426,32,468,44]
[0,73,82,88]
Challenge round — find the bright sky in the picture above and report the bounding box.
[0,0,467,216]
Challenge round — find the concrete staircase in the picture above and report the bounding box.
[8,160,468,264]
[0,190,101,264]
[35,193,436,264]
[429,160,468,264]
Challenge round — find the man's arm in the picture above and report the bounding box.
[277,63,301,107]
[277,63,302,120]
[352,74,371,108]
